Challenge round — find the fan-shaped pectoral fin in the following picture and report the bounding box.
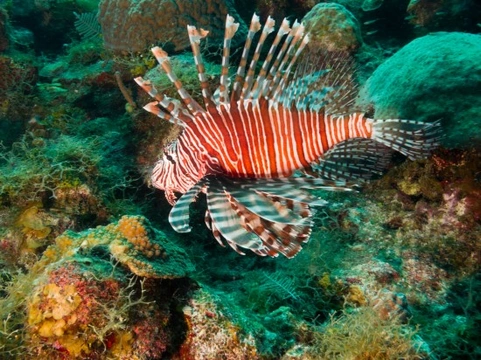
[168,182,204,233]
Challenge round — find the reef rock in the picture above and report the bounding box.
[98,0,247,54]
[406,0,480,33]
[302,2,362,52]
[359,32,481,148]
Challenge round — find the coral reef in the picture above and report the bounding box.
[98,0,247,54]
[0,8,8,52]
[176,290,259,359]
[27,264,130,358]
[1,216,194,359]
[24,263,172,359]
[307,306,423,359]
[359,32,481,148]
[0,1,480,359]
[303,2,363,52]
[45,215,195,279]
[0,55,37,122]
[235,0,314,23]
[6,0,96,54]
[406,0,481,33]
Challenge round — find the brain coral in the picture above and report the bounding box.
[358,32,481,148]
[98,0,247,53]
[303,3,362,52]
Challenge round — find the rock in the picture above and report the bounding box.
[10,27,34,48]
[407,0,480,33]
[371,290,411,322]
[98,0,247,54]
[26,252,173,358]
[10,0,36,17]
[39,60,68,78]
[302,3,362,52]
[358,32,481,148]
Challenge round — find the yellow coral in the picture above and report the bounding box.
[16,205,51,249]
[28,283,82,338]
[398,179,422,196]
[58,336,90,357]
[318,272,331,289]
[110,331,134,357]
[346,285,367,306]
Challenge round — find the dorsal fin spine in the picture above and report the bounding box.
[134,77,192,126]
[240,16,276,101]
[231,13,261,102]
[134,77,177,112]
[151,46,204,115]
[187,25,216,109]
[219,15,239,104]
[142,101,175,123]
[271,26,309,103]
[250,18,291,101]
[267,21,303,101]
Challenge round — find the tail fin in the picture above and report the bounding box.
[370,119,442,160]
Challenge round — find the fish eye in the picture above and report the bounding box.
[165,154,175,163]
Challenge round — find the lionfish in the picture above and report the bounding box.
[135,14,440,258]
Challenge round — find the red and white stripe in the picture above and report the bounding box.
[180,102,373,179]
[137,13,440,258]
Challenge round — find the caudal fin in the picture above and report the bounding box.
[370,119,442,160]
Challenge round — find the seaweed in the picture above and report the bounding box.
[73,11,101,41]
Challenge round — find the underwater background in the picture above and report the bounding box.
[0,0,480,359]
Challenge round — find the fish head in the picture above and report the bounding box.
[150,140,206,205]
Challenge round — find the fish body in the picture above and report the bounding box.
[159,101,373,180]
[136,14,440,258]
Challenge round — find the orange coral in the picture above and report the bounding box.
[118,215,162,258]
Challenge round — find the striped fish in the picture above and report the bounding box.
[135,14,440,258]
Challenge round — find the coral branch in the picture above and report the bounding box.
[115,71,137,109]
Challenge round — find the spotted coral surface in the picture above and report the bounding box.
[98,0,247,53]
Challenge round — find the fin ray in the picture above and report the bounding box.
[168,182,203,232]
[371,119,442,160]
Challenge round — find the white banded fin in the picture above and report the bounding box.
[312,138,394,181]
[168,182,204,232]
[371,119,442,160]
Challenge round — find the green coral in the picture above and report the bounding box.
[141,53,222,104]
[0,115,134,213]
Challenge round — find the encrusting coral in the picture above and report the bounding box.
[303,3,363,52]
[41,215,194,279]
[176,289,259,360]
[117,215,163,258]
[1,215,194,359]
[25,263,171,359]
